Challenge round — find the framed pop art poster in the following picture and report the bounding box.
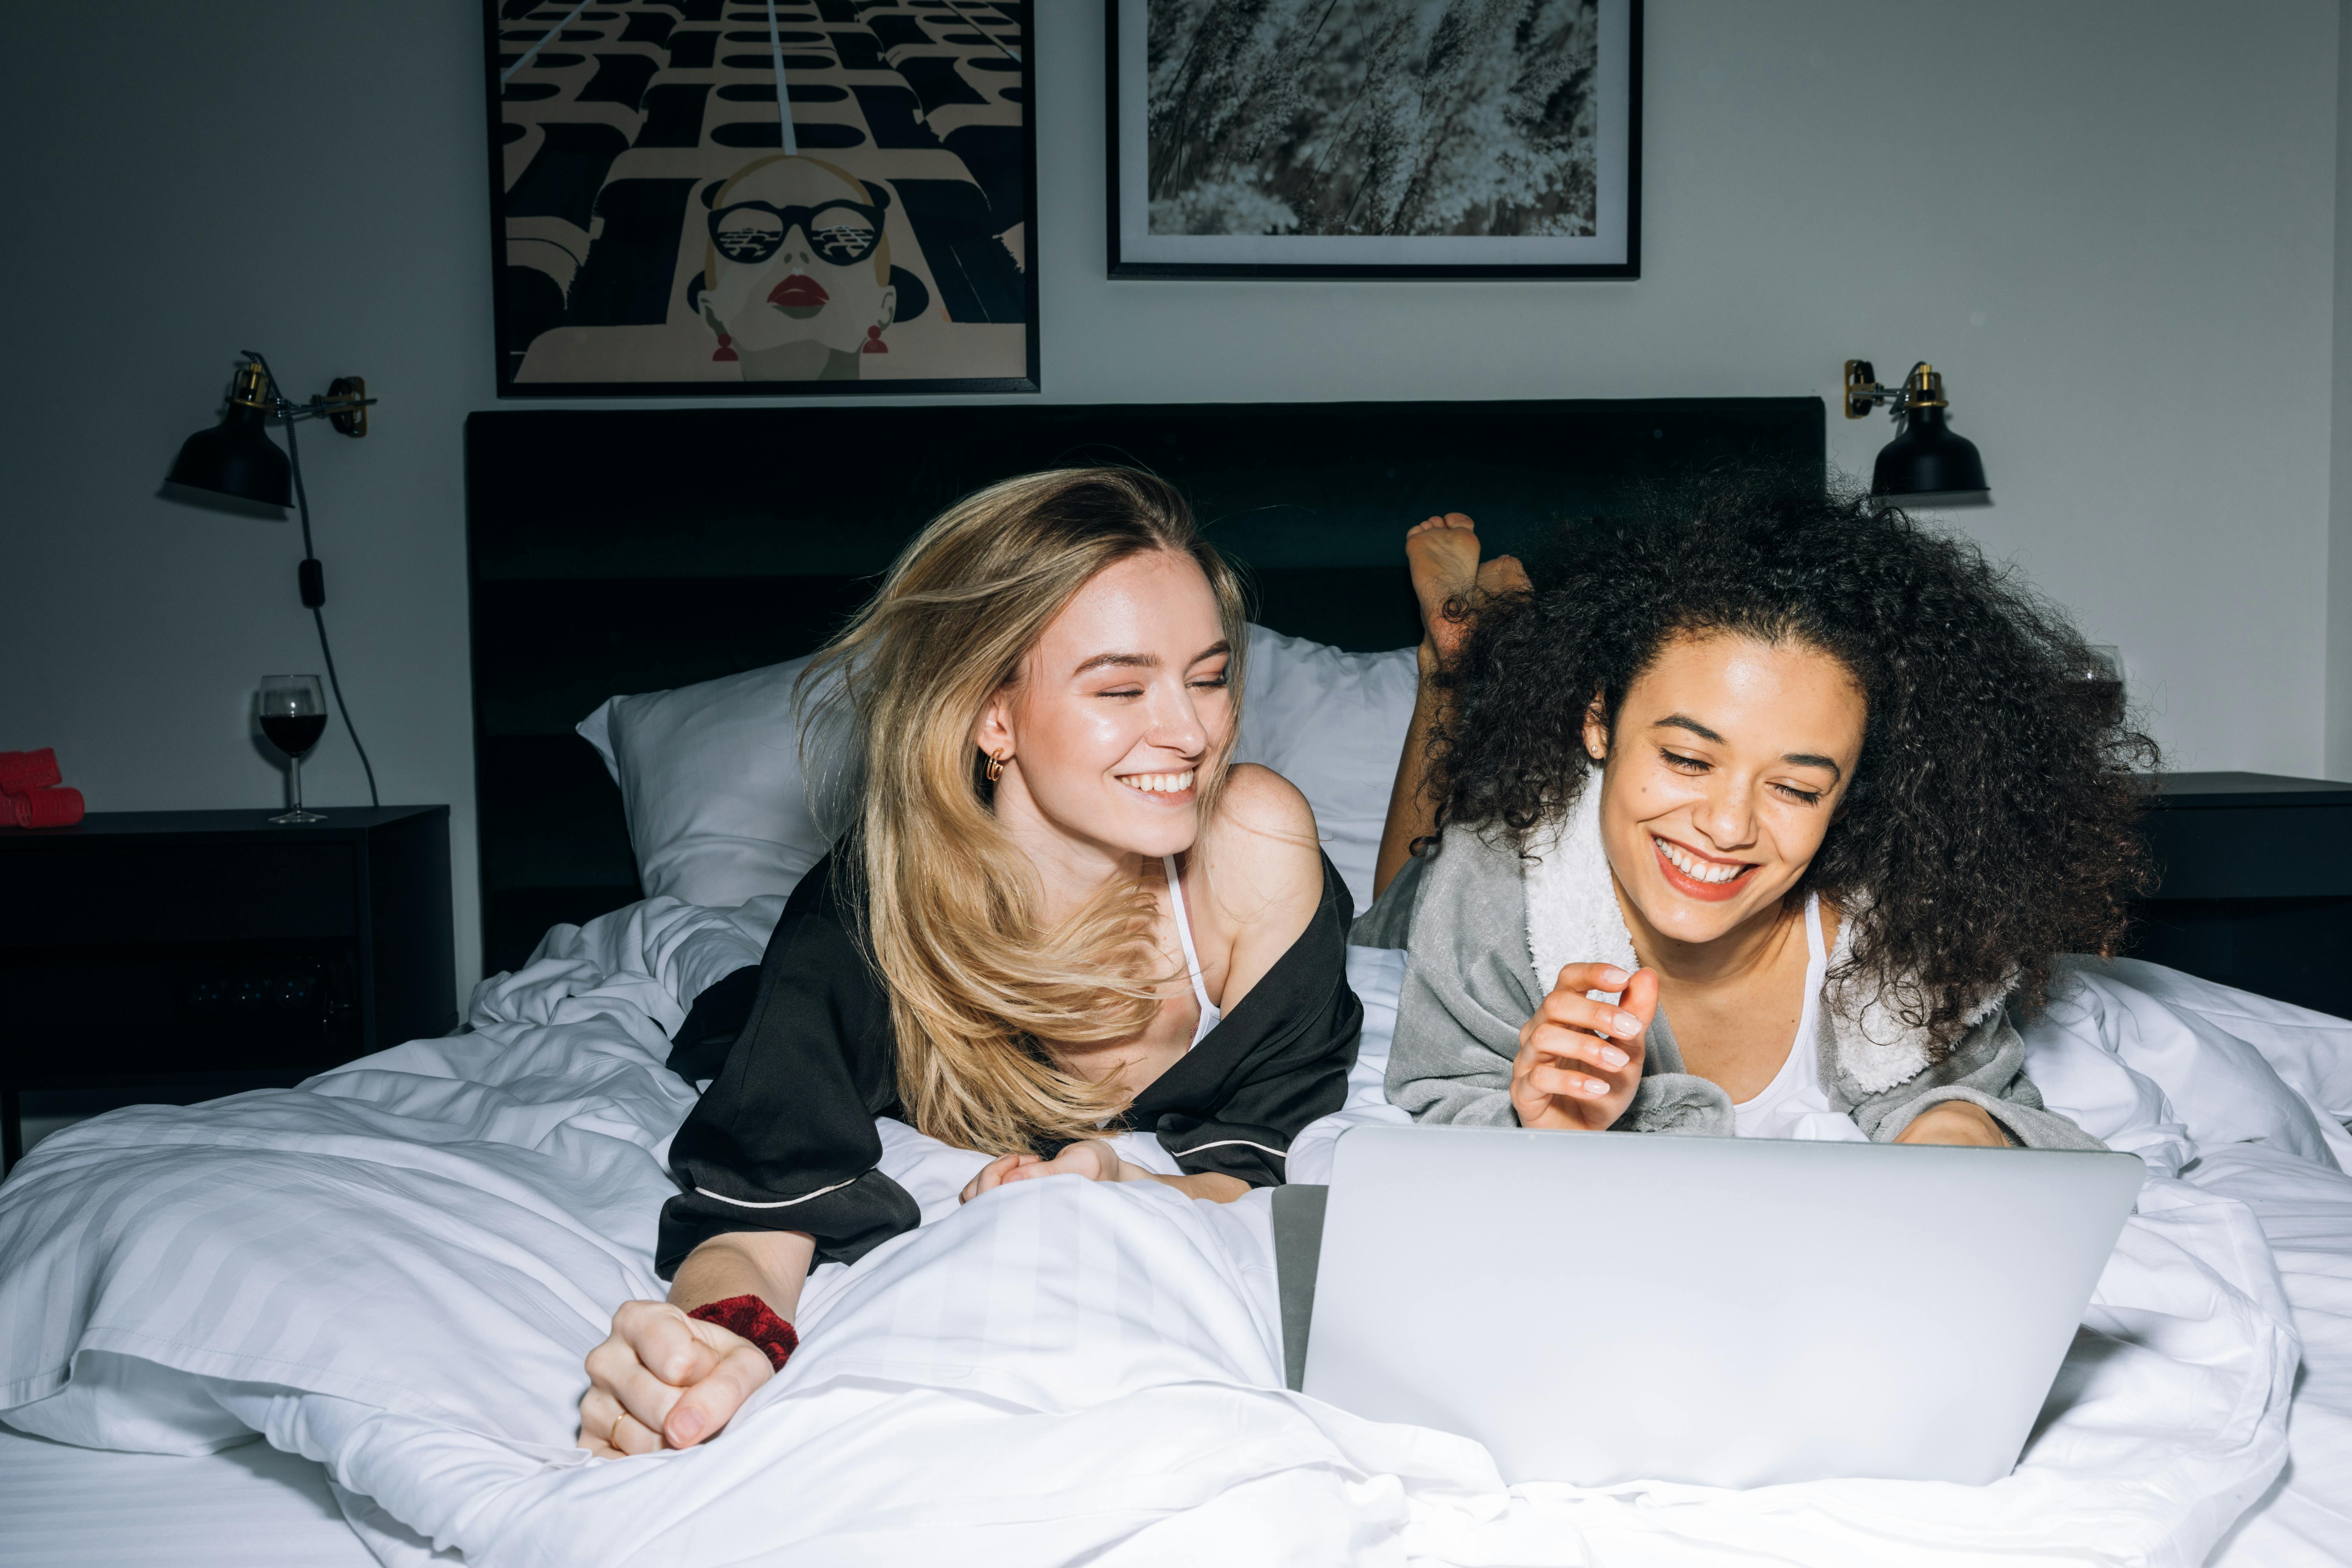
[484,1,1037,396]
[1108,0,1640,280]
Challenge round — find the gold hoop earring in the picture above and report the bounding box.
[984,750,1007,783]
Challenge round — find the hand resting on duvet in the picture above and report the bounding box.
[959,1138,1250,1202]
[580,1229,813,1457]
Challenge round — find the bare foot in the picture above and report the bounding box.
[1404,513,1528,661]
[1476,553,1533,597]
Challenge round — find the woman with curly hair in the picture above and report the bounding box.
[1368,481,2153,1148]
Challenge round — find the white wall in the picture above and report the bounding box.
[0,0,497,985]
[2,0,2341,1000]
[2333,0,2352,780]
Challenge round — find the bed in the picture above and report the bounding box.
[5,400,2350,1568]
[0,1424,382,1567]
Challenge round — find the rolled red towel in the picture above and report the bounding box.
[9,785,84,828]
[0,748,61,792]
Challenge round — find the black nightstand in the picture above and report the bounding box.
[0,806,456,1167]
[2131,772,2352,1018]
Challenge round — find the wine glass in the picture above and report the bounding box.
[259,674,329,824]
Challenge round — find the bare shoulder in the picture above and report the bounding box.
[1213,763,1317,839]
[1204,764,1320,868]
[1191,766,1323,1002]
[1196,764,1324,930]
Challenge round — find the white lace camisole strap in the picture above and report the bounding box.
[1162,854,1222,1049]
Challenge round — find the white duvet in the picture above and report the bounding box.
[2,895,2349,1568]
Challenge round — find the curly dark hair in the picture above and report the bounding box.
[1432,474,2158,1048]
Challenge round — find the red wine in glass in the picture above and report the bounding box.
[259,674,329,824]
[259,712,327,756]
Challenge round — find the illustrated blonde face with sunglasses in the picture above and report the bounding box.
[696,156,897,380]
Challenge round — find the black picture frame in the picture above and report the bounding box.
[482,1,1040,398]
[1107,0,1642,281]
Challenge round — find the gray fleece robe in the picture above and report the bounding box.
[1364,784,2103,1149]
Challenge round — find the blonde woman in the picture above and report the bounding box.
[578,469,1362,1458]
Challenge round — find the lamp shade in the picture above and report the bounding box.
[166,366,290,507]
[1870,404,1989,506]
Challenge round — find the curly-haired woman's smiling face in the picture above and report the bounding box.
[1586,633,1865,948]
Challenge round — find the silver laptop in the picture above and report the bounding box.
[1296,1124,2142,1489]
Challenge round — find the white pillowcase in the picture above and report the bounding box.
[1231,628,1420,913]
[577,656,844,911]
[578,625,1420,912]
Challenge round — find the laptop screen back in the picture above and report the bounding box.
[1301,1126,2142,1488]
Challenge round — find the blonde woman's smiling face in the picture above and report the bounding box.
[1586,633,1865,947]
[974,550,1233,862]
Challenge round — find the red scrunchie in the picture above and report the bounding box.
[686,1294,799,1372]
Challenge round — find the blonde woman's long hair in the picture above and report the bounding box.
[801,468,1250,1155]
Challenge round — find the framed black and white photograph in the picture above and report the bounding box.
[484,1,1038,397]
[1108,0,1641,280]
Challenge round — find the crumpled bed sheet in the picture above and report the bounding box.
[0,895,2346,1568]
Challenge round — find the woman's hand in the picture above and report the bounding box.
[1511,964,1657,1130]
[1894,1101,2013,1147]
[959,1138,1127,1202]
[578,1299,775,1458]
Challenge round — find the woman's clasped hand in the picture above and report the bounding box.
[580,1300,778,1460]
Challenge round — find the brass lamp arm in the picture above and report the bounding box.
[1842,359,1945,421]
[263,385,377,438]
[232,352,375,438]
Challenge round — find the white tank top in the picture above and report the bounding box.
[1728,894,1865,1141]
[1162,855,1222,1050]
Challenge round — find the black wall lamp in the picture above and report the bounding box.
[1842,359,1990,506]
[164,352,383,807]
[167,353,372,510]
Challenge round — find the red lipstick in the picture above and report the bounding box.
[1651,834,1757,903]
[767,275,829,308]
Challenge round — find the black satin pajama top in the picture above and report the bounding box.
[654,850,1362,1275]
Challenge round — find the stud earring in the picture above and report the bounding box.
[712,332,737,362]
[862,323,888,355]
[984,749,1007,783]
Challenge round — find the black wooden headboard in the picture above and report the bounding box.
[465,399,1825,972]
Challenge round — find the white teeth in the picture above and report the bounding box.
[1120,770,1194,795]
[1658,837,1744,884]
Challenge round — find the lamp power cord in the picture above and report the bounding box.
[246,351,380,810]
